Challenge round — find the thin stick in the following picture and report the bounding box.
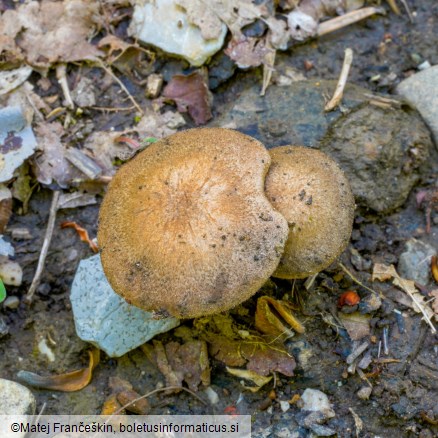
[399,0,414,23]
[317,7,385,37]
[97,60,143,115]
[91,105,136,112]
[25,191,61,304]
[56,64,74,110]
[339,262,382,297]
[325,48,353,112]
[95,385,208,437]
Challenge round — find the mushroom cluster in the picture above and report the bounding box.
[98,128,354,319]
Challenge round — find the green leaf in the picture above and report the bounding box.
[0,278,6,303]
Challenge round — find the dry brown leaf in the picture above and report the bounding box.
[162,71,212,125]
[84,131,135,176]
[108,376,150,415]
[32,122,82,188]
[255,296,305,339]
[151,339,210,392]
[338,312,370,341]
[208,334,295,377]
[372,263,398,282]
[0,0,102,68]
[176,0,268,41]
[245,343,296,377]
[101,394,125,415]
[372,263,437,331]
[226,367,272,392]
[16,348,100,391]
[225,37,274,69]
[97,35,154,77]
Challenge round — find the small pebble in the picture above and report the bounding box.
[0,317,9,338]
[3,295,20,310]
[0,378,36,416]
[145,73,163,98]
[359,294,382,314]
[279,400,290,412]
[357,386,372,400]
[204,386,219,405]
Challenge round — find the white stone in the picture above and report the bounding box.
[0,107,37,183]
[300,388,335,418]
[0,378,35,438]
[70,254,180,357]
[398,238,436,285]
[396,65,438,146]
[128,0,227,66]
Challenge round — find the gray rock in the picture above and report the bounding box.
[212,80,434,212]
[0,235,14,257]
[357,386,372,400]
[3,295,20,310]
[396,65,438,147]
[0,378,36,415]
[398,238,436,285]
[300,388,335,418]
[71,254,180,357]
[0,316,8,338]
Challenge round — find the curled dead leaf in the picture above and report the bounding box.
[60,221,98,253]
[0,0,102,68]
[101,394,125,415]
[255,296,305,339]
[208,334,295,377]
[16,348,100,391]
[372,263,437,332]
[150,339,210,392]
[162,71,212,125]
[108,376,150,415]
[431,256,438,283]
[226,367,272,392]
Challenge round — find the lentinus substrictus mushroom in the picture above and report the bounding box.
[264,145,355,279]
[98,128,289,319]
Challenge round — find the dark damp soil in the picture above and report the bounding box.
[1,1,438,437]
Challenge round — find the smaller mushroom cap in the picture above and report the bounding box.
[98,128,289,318]
[265,146,355,279]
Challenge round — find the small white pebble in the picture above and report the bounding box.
[357,386,372,400]
[204,386,220,405]
[38,338,55,362]
[279,400,290,412]
[3,296,20,310]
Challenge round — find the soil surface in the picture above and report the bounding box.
[1,1,438,437]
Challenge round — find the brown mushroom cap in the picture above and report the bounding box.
[265,146,355,279]
[98,128,288,318]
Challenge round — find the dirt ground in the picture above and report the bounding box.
[1,1,438,437]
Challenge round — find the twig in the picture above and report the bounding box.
[25,191,61,304]
[386,0,400,15]
[339,262,381,297]
[317,7,385,37]
[325,48,353,112]
[56,64,74,110]
[116,386,207,414]
[382,326,389,355]
[96,60,143,115]
[399,0,414,23]
[260,41,276,96]
[90,105,136,112]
